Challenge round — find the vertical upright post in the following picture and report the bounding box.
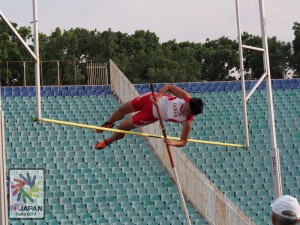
[74,62,77,85]
[6,62,9,86]
[23,61,27,86]
[33,0,41,120]
[57,61,60,86]
[258,0,282,198]
[0,111,8,225]
[234,0,282,198]
[40,61,43,86]
[235,0,250,149]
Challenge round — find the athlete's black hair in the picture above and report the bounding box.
[189,98,204,116]
[272,211,299,225]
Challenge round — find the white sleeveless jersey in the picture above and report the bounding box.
[152,95,193,123]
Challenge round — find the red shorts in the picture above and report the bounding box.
[131,92,158,127]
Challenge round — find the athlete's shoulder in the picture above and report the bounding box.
[164,95,190,101]
[162,94,176,101]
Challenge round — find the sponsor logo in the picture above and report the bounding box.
[9,169,44,219]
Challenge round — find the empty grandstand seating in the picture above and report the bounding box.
[3,79,300,225]
[164,79,300,225]
[4,85,205,225]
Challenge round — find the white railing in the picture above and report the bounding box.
[87,62,108,85]
[109,59,255,225]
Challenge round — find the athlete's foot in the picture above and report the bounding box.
[95,122,115,133]
[95,139,110,150]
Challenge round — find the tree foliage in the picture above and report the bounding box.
[201,37,239,81]
[242,32,293,79]
[0,19,298,86]
[0,21,33,85]
[292,22,300,77]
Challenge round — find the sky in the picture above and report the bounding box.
[1,0,299,43]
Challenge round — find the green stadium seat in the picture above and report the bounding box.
[48,219,60,225]
[36,220,47,225]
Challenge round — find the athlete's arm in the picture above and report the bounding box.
[157,85,190,100]
[165,120,192,147]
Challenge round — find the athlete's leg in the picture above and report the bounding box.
[106,101,136,124]
[102,93,153,125]
[106,100,157,144]
[95,118,137,150]
[106,118,136,143]
[95,92,155,149]
[95,101,136,133]
[95,106,157,150]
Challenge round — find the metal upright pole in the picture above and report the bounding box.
[57,61,60,86]
[33,0,42,121]
[235,0,250,149]
[0,96,8,225]
[23,61,27,86]
[6,62,9,86]
[258,0,282,198]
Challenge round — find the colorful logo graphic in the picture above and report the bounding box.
[9,169,44,219]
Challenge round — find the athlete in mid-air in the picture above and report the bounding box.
[95,84,204,150]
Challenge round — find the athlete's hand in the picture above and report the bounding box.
[164,138,171,145]
[150,95,160,106]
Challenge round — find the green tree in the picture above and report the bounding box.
[0,20,33,85]
[201,37,239,81]
[162,41,203,82]
[39,27,64,85]
[268,37,292,79]
[110,30,162,83]
[292,22,300,77]
[39,27,92,84]
[2,19,297,85]
[242,32,293,79]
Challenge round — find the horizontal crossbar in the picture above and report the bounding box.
[35,118,247,149]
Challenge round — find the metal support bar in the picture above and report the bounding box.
[246,72,267,101]
[235,0,250,149]
[6,62,9,86]
[57,61,60,86]
[242,45,265,52]
[32,0,42,121]
[23,61,27,86]
[235,0,282,199]
[0,10,37,61]
[0,111,8,225]
[258,0,282,198]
